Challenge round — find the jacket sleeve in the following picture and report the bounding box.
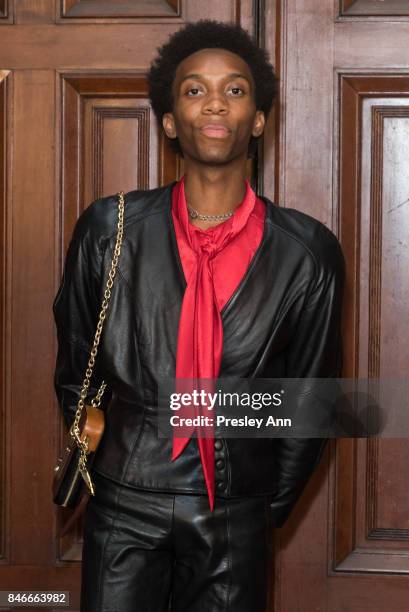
[269,224,345,528]
[52,202,113,430]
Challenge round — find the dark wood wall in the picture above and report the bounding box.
[1,1,409,610]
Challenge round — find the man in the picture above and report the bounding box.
[53,19,345,612]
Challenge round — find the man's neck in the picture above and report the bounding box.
[182,159,249,230]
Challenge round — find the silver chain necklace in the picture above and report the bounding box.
[187,204,235,221]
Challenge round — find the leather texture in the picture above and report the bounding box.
[53,181,345,529]
[81,469,274,611]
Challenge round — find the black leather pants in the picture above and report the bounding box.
[80,470,274,612]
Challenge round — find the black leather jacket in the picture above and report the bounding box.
[52,181,345,528]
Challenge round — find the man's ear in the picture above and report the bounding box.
[252,110,265,138]
[162,113,178,139]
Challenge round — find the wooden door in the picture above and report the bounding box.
[262,1,409,611]
[0,2,258,610]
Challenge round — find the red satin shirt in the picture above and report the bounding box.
[170,175,266,509]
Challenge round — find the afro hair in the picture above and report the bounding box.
[147,19,278,158]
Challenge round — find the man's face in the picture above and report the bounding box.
[162,48,265,164]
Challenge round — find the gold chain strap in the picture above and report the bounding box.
[69,191,125,493]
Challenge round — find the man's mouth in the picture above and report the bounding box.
[199,125,231,138]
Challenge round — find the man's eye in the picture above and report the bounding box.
[186,87,202,96]
[230,86,245,95]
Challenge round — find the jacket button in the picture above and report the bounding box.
[217,481,225,490]
[216,459,225,470]
[214,440,223,450]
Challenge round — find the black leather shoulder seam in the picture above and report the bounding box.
[262,200,319,287]
[74,182,176,246]
[262,198,344,299]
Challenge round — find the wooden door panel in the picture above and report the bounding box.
[0,0,11,22]
[341,0,409,17]
[59,0,182,20]
[61,73,163,202]
[333,75,409,582]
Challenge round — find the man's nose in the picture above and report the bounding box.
[203,91,228,113]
